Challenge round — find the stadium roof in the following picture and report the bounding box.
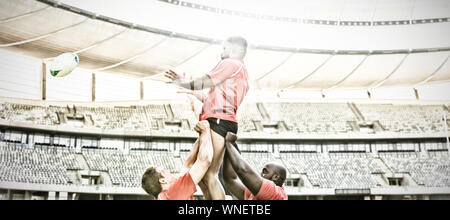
[0,0,449,91]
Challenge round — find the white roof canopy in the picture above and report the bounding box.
[0,0,448,91]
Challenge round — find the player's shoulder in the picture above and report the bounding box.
[180,171,192,181]
[262,179,287,197]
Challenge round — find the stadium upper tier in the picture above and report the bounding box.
[0,101,449,138]
[0,0,449,90]
[1,141,449,188]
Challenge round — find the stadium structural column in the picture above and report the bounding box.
[24,191,31,200]
[59,192,68,200]
[273,144,280,159]
[323,144,329,156]
[92,73,96,102]
[140,80,144,100]
[419,144,428,157]
[48,191,56,200]
[41,61,46,100]
[6,189,11,200]
[174,142,180,157]
[414,88,419,100]
[445,111,450,156]
[75,137,82,153]
[372,143,378,155]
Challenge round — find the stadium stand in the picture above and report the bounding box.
[1,140,450,188]
[1,101,450,190]
[170,103,198,130]
[280,153,385,189]
[144,104,167,130]
[76,106,149,132]
[0,103,61,126]
[83,149,178,187]
[1,102,449,135]
[241,152,275,172]
[264,103,356,134]
[236,103,263,132]
[0,142,81,185]
[357,104,449,134]
[379,152,450,187]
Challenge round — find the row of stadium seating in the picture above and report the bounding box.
[236,103,263,132]
[281,153,384,188]
[1,142,449,188]
[1,102,448,135]
[358,104,448,134]
[83,150,178,187]
[379,152,450,187]
[0,103,61,126]
[0,143,81,185]
[75,106,149,131]
[265,103,355,134]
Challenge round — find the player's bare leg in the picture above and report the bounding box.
[192,121,214,200]
[192,140,212,200]
[198,180,211,200]
[201,130,227,200]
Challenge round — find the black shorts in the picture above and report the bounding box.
[206,117,240,153]
[206,117,238,138]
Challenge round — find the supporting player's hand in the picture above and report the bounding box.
[225,132,238,143]
[194,121,210,133]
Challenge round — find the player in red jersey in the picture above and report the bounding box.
[223,132,288,200]
[165,36,249,200]
[141,121,213,200]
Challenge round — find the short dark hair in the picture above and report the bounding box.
[275,166,287,187]
[141,167,163,198]
[225,36,248,57]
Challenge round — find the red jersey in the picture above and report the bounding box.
[244,178,287,200]
[200,58,249,123]
[157,172,197,200]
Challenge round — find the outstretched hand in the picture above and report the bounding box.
[165,70,187,87]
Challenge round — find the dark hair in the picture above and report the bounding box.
[141,167,163,198]
[225,36,248,57]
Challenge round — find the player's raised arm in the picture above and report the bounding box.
[224,132,263,196]
[188,121,214,185]
[223,147,246,200]
[177,87,207,104]
[165,70,215,91]
[180,138,200,174]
